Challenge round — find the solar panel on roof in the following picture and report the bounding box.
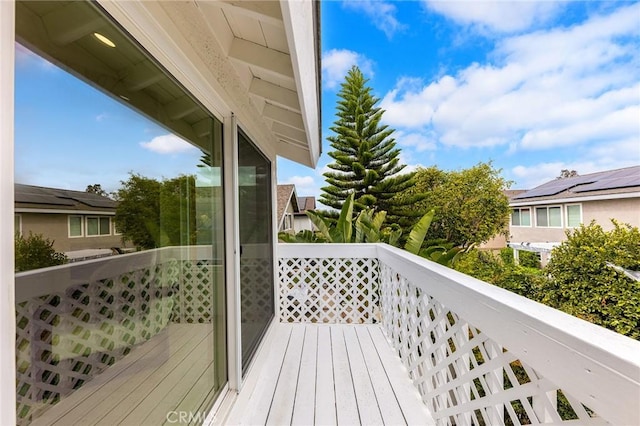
[573,175,640,193]
[512,178,596,199]
[513,166,640,199]
[15,194,75,206]
[72,198,117,208]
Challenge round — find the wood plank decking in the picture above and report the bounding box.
[226,323,435,426]
[29,323,434,426]
[32,324,218,426]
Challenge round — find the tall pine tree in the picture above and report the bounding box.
[320,66,420,227]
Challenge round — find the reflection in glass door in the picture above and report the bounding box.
[238,131,274,373]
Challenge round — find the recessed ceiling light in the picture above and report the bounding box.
[93,32,115,48]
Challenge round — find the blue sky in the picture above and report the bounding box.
[15,44,204,193]
[279,0,640,201]
[14,1,640,201]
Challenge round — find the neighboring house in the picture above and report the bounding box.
[15,184,128,260]
[276,185,317,234]
[276,184,299,233]
[508,166,640,264]
[294,196,316,231]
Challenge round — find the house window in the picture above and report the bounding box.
[284,213,293,231]
[535,206,562,227]
[86,216,111,236]
[511,208,531,226]
[14,214,22,236]
[69,215,83,237]
[566,204,582,228]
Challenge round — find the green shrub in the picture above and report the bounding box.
[455,249,548,301]
[15,232,67,272]
[544,221,640,339]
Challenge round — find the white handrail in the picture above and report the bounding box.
[15,245,216,302]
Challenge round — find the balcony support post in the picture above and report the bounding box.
[0,2,16,423]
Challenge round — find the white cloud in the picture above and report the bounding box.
[380,4,640,154]
[282,175,319,197]
[511,152,640,190]
[394,131,437,152]
[96,113,108,122]
[422,0,565,34]
[15,43,58,71]
[140,134,197,154]
[343,0,406,38]
[322,49,374,90]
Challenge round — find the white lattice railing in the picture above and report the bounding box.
[278,244,380,323]
[277,243,640,426]
[14,246,219,425]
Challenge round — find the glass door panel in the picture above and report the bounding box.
[238,131,274,373]
[14,2,227,423]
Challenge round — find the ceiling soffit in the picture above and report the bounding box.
[189,1,317,165]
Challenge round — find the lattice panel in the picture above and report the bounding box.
[172,261,216,324]
[378,262,607,425]
[15,258,215,425]
[241,258,274,324]
[278,257,379,323]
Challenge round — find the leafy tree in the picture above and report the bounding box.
[543,221,640,339]
[556,169,578,179]
[320,66,421,226]
[280,193,462,267]
[15,232,67,272]
[85,184,109,197]
[395,162,511,248]
[114,173,196,249]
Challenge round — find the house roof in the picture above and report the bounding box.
[504,189,528,199]
[295,196,316,215]
[276,184,299,228]
[511,165,640,204]
[15,184,117,213]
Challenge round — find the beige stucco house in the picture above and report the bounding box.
[15,184,129,260]
[508,166,640,263]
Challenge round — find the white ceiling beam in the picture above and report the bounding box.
[277,140,312,166]
[249,78,299,111]
[272,122,306,143]
[218,1,283,28]
[43,2,104,45]
[165,96,199,120]
[123,61,165,91]
[229,38,293,79]
[193,118,212,138]
[263,104,304,130]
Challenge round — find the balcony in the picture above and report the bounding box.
[15,244,639,425]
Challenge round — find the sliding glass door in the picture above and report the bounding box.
[14,2,227,423]
[237,131,274,373]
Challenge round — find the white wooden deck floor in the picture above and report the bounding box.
[32,323,217,426]
[226,323,435,426]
